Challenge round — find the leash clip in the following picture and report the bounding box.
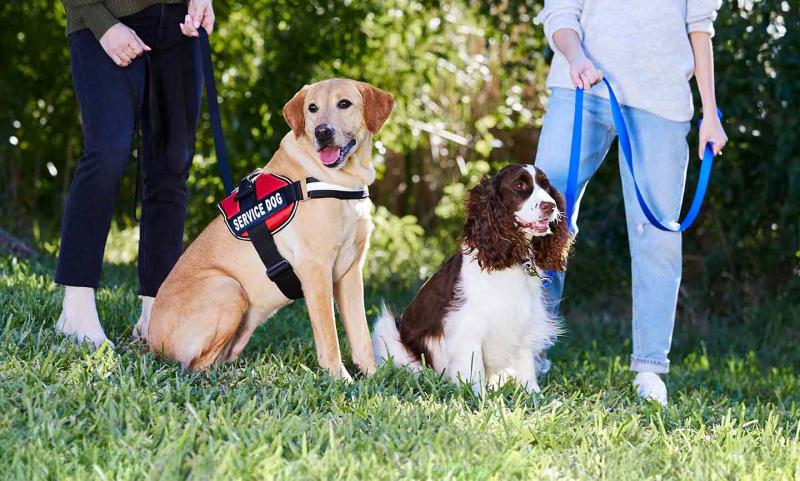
[521,258,551,286]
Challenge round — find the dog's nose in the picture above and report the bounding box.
[540,201,555,217]
[314,124,335,143]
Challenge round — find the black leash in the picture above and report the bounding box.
[131,54,150,223]
[131,29,233,222]
[198,27,234,194]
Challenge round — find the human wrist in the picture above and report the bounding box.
[701,101,719,118]
[566,50,587,65]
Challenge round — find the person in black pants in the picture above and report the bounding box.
[56,1,215,347]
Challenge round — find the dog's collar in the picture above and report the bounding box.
[520,257,551,286]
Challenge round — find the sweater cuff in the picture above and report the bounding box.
[687,18,715,37]
[80,5,119,40]
[542,17,583,52]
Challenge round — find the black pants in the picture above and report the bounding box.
[56,4,201,297]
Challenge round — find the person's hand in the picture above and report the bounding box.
[181,0,215,37]
[698,114,727,158]
[99,23,151,67]
[569,55,603,90]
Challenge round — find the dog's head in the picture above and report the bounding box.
[463,164,572,271]
[282,79,394,170]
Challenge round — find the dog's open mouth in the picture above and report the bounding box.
[521,219,551,234]
[318,138,357,168]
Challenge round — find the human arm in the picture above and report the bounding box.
[535,0,602,89]
[688,1,726,157]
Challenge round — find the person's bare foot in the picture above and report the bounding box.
[56,286,113,349]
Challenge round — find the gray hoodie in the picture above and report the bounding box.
[535,0,720,122]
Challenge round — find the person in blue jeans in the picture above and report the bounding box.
[55,0,215,348]
[534,1,728,405]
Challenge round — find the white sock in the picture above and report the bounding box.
[56,286,112,349]
[133,295,154,340]
[633,372,668,406]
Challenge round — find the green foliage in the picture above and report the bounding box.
[2,256,800,480]
[2,0,798,323]
[365,206,443,290]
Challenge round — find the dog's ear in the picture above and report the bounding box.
[283,85,308,138]
[358,82,394,133]
[531,181,573,272]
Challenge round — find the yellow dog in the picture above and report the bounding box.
[143,79,394,379]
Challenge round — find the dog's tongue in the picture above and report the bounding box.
[320,146,341,166]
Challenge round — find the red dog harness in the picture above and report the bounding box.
[218,169,369,299]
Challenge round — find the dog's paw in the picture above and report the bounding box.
[354,356,377,377]
[323,362,353,382]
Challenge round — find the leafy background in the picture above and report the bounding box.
[1,0,798,332]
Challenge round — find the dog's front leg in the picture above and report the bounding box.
[334,262,376,376]
[302,266,352,381]
[447,345,486,395]
[512,349,540,394]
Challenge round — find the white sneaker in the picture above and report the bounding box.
[633,372,668,406]
[132,295,154,340]
[56,286,113,349]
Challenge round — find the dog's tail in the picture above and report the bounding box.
[372,302,421,371]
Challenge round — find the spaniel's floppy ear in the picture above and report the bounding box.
[358,82,394,133]
[531,181,573,272]
[463,175,529,271]
[283,85,309,138]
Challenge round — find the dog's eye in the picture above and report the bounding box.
[513,182,527,192]
[337,99,352,109]
[308,103,318,113]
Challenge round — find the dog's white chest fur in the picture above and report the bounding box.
[436,254,559,391]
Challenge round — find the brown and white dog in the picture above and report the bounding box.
[142,79,393,379]
[372,165,572,393]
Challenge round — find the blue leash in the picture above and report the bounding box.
[565,78,720,232]
[199,28,235,195]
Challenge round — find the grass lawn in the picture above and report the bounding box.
[1,254,799,480]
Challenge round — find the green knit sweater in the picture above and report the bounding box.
[61,1,185,39]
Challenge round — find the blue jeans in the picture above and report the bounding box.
[535,88,690,374]
[55,4,202,297]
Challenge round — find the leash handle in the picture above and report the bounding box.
[566,79,720,232]
[199,28,235,195]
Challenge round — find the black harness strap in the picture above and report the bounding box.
[234,175,303,300]
[223,173,368,301]
[249,223,304,299]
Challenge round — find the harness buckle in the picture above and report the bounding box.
[234,180,254,201]
[234,170,262,201]
[266,259,292,280]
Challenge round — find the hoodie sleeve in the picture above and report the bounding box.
[534,0,584,51]
[686,0,721,37]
